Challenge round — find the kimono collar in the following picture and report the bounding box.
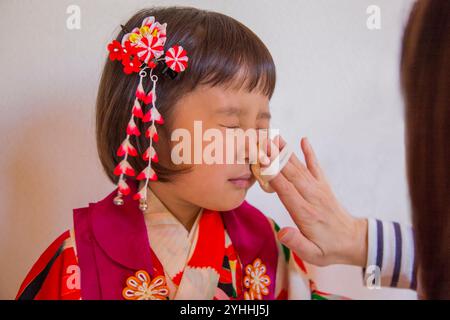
[221,201,275,266]
[88,180,153,272]
[143,187,203,232]
[142,188,203,280]
[88,180,203,273]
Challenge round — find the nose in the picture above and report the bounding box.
[234,129,270,165]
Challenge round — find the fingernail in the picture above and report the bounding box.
[259,152,270,166]
[305,137,310,148]
[279,230,293,243]
[305,138,315,156]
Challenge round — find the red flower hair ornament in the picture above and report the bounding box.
[106,16,189,211]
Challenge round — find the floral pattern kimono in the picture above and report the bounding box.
[16,183,341,300]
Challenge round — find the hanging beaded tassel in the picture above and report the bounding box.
[112,70,148,206]
[107,16,189,211]
[133,70,161,212]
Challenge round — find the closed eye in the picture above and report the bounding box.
[219,124,240,129]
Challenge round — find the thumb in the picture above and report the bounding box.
[277,227,324,265]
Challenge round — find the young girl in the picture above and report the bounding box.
[16,6,341,300]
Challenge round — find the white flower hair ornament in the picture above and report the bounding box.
[106,16,189,211]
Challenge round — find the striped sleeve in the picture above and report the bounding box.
[363,218,417,290]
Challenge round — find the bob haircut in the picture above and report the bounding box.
[96,6,276,183]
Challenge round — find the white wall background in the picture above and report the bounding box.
[0,0,417,299]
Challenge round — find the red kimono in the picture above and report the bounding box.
[17,183,341,300]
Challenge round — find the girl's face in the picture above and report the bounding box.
[154,83,271,211]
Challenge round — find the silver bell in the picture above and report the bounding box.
[139,199,148,212]
[113,193,124,206]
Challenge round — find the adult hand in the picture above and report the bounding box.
[269,136,368,267]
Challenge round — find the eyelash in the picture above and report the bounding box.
[220,125,267,131]
[220,124,240,129]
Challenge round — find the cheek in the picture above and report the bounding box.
[189,164,229,188]
[171,164,226,194]
[174,164,249,210]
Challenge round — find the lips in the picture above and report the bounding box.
[231,172,252,180]
[228,172,253,188]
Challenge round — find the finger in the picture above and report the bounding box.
[277,227,323,265]
[300,137,323,180]
[266,139,281,165]
[258,135,284,176]
[270,172,304,200]
[269,174,313,225]
[258,144,270,166]
[256,134,279,168]
[268,138,281,162]
[286,150,312,177]
[279,157,316,199]
[274,136,315,181]
[270,134,285,157]
[266,135,294,174]
[256,130,270,165]
[272,134,285,148]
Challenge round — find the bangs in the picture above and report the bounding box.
[190,14,276,98]
[148,7,277,98]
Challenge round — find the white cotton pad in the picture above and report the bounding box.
[260,144,292,179]
[251,143,293,193]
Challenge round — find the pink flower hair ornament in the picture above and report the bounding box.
[107,16,189,212]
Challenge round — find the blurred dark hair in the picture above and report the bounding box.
[96,6,276,183]
[401,0,450,299]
